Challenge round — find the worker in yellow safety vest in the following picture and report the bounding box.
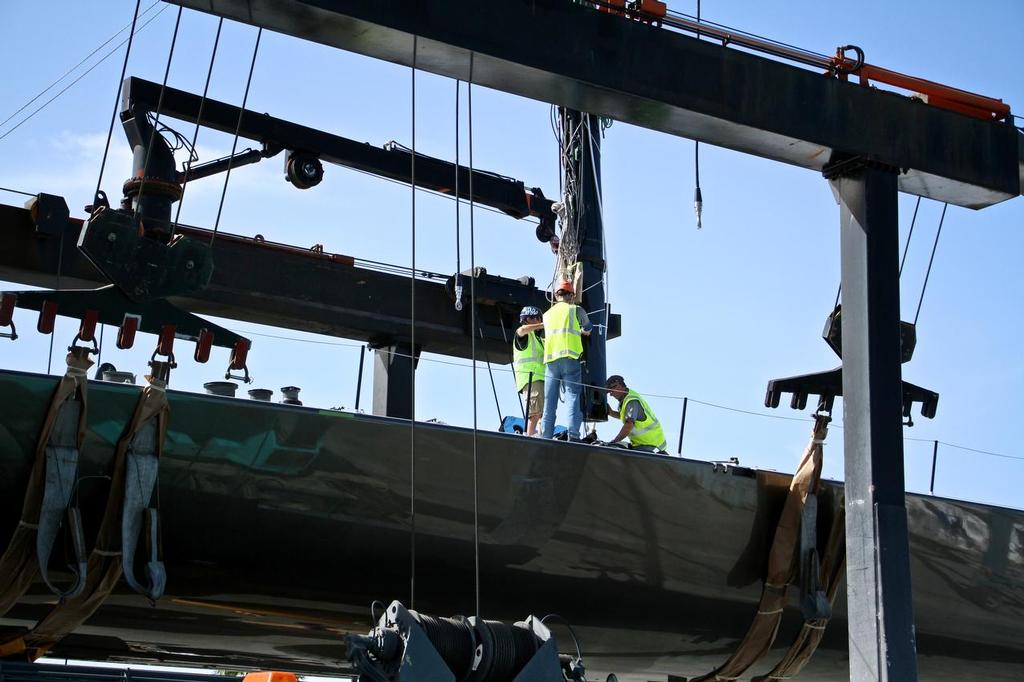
[604,374,667,452]
[513,305,545,436]
[540,280,592,440]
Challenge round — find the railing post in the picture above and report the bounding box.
[676,396,688,455]
[354,345,365,411]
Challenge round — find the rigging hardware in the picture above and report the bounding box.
[345,601,585,682]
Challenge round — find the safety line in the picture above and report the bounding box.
[409,35,418,611]
[133,4,183,222]
[211,28,262,246]
[913,202,947,326]
[172,18,223,232]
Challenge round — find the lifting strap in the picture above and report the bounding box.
[0,347,91,618]
[0,372,169,661]
[688,414,829,682]
[752,507,847,681]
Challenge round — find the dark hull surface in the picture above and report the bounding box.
[0,370,1021,680]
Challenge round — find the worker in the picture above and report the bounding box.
[513,305,545,436]
[604,374,667,452]
[541,280,592,440]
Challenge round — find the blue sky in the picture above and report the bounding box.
[0,0,1021,509]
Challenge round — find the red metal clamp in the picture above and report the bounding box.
[117,314,140,350]
[194,328,214,364]
[0,293,17,340]
[37,300,58,335]
[225,338,252,383]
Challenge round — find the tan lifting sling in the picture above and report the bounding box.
[0,369,169,661]
[689,414,830,682]
[0,347,92,620]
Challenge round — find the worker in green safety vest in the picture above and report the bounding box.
[513,305,545,436]
[541,280,592,440]
[604,374,667,452]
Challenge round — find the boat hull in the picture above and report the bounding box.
[1,369,1022,680]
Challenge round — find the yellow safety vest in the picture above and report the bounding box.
[543,302,583,363]
[513,331,544,391]
[621,390,666,450]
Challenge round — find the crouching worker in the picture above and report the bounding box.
[604,374,667,452]
[513,306,545,436]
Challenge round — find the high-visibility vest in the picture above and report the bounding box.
[513,332,544,391]
[621,389,667,450]
[543,302,583,363]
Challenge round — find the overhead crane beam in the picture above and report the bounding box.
[169,0,1023,209]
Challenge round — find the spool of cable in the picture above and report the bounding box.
[412,611,476,679]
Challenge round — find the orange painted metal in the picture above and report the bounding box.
[851,63,1011,120]
[241,673,297,682]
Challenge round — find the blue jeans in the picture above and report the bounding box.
[541,357,583,439]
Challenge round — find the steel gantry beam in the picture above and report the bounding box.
[168,0,1024,209]
[156,2,1023,679]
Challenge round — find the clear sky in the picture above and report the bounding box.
[0,0,1021,509]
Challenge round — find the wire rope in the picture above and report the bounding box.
[409,35,418,610]
[133,5,183,222]
[0,0,161,131]
[211,28,262,246]
[913,202,947,326]
[454,80,463,310]
[833,195,925,310]
[468,53,482,621]
[0,3,167,144]
[172,19,223,232]
[92,0,143,208]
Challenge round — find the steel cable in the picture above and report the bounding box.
[133,5,183,222]
[468,53,481,621]
[913,203,947,326]
[211,28,262,246]
[409,35,418,610]
[0,2,167,144]
[172,18,224,232]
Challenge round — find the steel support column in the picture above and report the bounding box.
[832,165,918,681]
[372,342,421,419]
[563,109,608,421]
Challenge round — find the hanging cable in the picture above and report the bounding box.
[468,54,481,621]
[834,195,924,310]
[913,202,947,326]
[172,18,223,231]
[51,0,143,374]
[0,1,160,131]
[0,2,166,144]
[454,80,464,311]
[476,319,504,422]
[899,196,922,277]
[133,5,183,222]
[693,0,703,229]
[409,36,418,611]
[92,0,143,207]
[211,28,262,246]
